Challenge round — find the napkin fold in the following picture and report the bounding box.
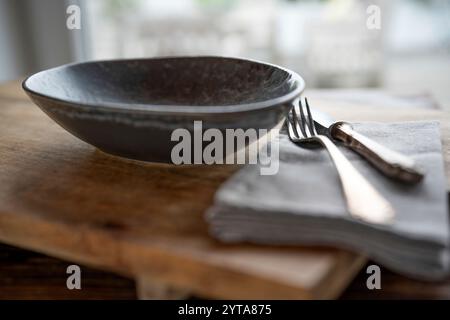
[206,121,449,280]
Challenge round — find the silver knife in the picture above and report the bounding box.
[311,108,424,183]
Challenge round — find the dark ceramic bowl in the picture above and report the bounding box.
[23,56,305,163]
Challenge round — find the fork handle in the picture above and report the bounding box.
[316,135,395,224]
[331,122,424,183]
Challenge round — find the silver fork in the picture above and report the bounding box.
[287,98,395,225]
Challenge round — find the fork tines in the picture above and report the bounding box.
[288,97,317,141]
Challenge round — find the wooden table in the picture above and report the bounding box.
[0,80,448,299]
[1,242,449,300]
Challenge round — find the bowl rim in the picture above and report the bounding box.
[22,56,305,115]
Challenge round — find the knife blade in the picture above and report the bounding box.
[311,107,424,183]
[310,108,336,137]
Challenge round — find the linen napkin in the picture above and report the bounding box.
[206,121,449,280]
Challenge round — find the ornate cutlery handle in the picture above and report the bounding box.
[316,135,395,225]
[331,122,424,183]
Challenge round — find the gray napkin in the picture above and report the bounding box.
[206,121,449,280]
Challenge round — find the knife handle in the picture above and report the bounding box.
[331,122,424,183]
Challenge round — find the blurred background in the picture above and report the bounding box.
[1,0,449,107]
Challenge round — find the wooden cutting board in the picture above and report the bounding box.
[0,80,448,299]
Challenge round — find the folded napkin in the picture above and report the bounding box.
[206,121,449,280]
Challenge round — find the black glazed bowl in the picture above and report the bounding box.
[23,56,305,163]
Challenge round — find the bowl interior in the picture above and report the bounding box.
[24,57,301,108]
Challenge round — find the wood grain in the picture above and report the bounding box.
[0,80,367,299]
[0,244,136,300]
[341,260,450,300]
[1,244,449,300]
